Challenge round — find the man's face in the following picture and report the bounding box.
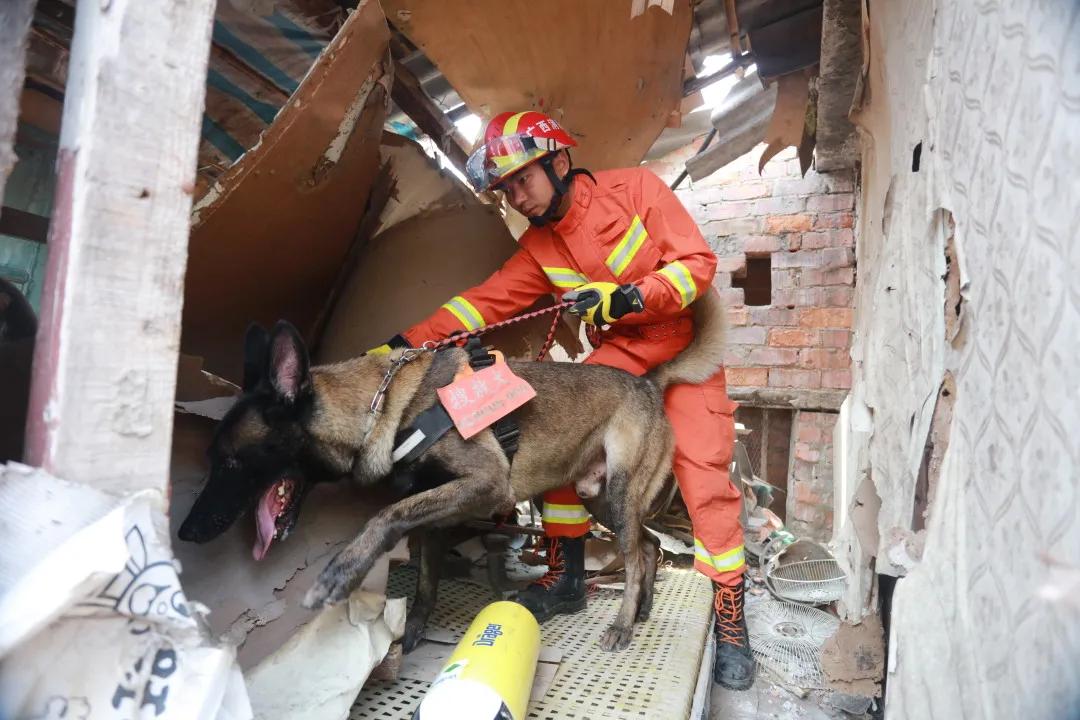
[497,151,569,218]
[499,161,555,218]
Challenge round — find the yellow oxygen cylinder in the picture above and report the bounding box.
[413,601,541,720]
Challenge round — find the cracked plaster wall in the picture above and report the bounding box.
[832,0,1080,717]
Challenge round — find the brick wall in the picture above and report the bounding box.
[787,410,837,541]
[648,141,855,538]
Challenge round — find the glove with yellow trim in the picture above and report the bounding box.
[364,333,411,356]
[562,282,645,326]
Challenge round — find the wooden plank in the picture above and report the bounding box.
[0,1,35,204]
[24,0,216,496]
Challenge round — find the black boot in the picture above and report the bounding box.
[516,535,587,623]
[713,581,755,690]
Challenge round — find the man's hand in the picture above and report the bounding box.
[562,282,644,326]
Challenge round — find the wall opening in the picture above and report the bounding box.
[732,255,773,306]
[734,405,793,522]
[911,141,922,172]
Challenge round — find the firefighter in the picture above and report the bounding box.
[372,111,753,689]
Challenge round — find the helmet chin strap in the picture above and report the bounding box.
[527,154,596,227]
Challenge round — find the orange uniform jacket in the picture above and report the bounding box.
[402,167,716,351]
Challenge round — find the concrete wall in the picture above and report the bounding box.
[831,0,1080,717]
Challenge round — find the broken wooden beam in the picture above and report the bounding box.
[391,59,471,172]
[24,0,216,496]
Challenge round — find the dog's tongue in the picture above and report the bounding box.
[253,484,278,561]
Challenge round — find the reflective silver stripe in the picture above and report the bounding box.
[605,216,648,277]
[441,295,485,331]
[392,429,426,462]
[541,502,591,522]
[658,261,697,308]
[694,539,746,572]
[542,267,588,289]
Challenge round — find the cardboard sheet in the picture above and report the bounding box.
[383,0,692,170]
[182,0,391,381]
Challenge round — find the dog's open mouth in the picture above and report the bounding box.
[253,478,297,561]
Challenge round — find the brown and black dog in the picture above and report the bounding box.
[179,290,726,651]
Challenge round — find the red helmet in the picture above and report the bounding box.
[465,111,577,192]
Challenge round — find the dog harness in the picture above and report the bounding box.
[391,337,521,465]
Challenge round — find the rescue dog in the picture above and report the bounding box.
[179,290,726,651]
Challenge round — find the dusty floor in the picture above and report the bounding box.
[711,682,851,720]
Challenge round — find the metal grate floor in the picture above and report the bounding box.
[351,564,714,720]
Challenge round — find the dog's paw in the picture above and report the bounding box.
[598,623,634,651]
[635,604,652,623]
[402,620,425,654]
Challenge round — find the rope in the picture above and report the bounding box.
[425,300,574,361]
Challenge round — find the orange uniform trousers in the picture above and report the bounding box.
[540,327,746,586]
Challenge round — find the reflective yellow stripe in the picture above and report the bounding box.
[441,295,485,331]
[502,111,529,136]
[541,502,591,524]
[694,539,746,572]
[542,266,588,289]
[657,261,697,308]
[605,216,648,277]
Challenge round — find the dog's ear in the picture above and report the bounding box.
[268,321,311,403]
[242,323,270,392]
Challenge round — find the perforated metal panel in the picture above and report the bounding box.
[351,565,715,719]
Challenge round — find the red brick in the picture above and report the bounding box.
[798,348,851,370]
[742,235,782,253]
[824,286,855,307]
[726,367,769,386]
[822,369,852,389]
[769,328,816,347]
[772,268,799,290]
[797,423,823,443]
[795,444,822,463]
[794,287,827,306]
[800,307,854,328]
[764,214,813,233]
[771,175,828,196]
[725,346,753,365]
[705,216,764,237]
[727,306,749,326]
[727,326,767,344]
[794,479,822,504]
[812,212,855,230]
[704,201,752,222]
[719,288,745,307]
[801,231,832,250]
[769,368,821,388]
[749,347,799,366]
[750,307,799,326]
[715,255,747,274]
[821,329,851,348]
[722,183,770,201]
[771,289,798,307]
[753,196,808,215]
[773,249,824,269]
[808,193,855,212]
[822,268,856,286]
[784,234,802,251]
[822,247,856,269]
